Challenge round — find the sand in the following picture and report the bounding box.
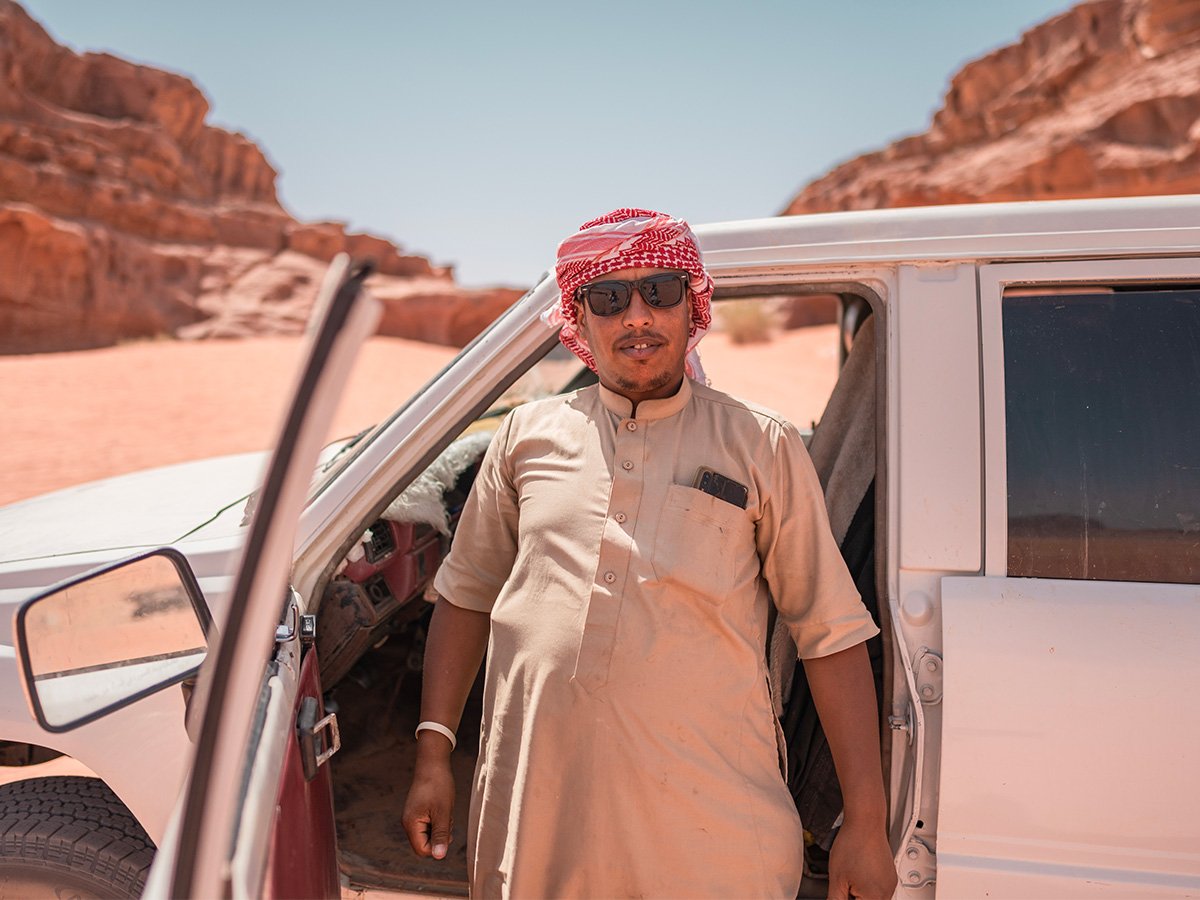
[0,336,459,508]
[0,327,838,509]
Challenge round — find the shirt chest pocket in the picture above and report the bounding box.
[650,483,755,602]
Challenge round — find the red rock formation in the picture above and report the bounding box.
[0,1,514,353]
[783,0,1200,215]
[372,281,527,346]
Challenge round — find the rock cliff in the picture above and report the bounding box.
[0,1,518,353]
[783,0,1200,214]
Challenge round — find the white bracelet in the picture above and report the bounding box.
[415,720,457,750]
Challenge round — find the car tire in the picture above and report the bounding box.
[0,776,154,899]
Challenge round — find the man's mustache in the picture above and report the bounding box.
[615,331,668,350]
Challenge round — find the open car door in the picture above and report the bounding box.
[146,256,381,899]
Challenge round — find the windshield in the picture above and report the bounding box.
[307,273,567,497]
[475,343,582,420]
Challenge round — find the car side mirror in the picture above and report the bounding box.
[14,548,212,732]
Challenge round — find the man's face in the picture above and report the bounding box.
[574,267,691,406]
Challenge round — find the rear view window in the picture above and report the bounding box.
[1003,288,1200,584]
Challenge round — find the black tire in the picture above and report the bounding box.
[0,776,155,899]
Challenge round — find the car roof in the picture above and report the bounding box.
[694,194,1200,270]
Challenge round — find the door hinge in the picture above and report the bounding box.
[901,837,936,889]
[297,695,340,781]
[914,647,943,705]
[888,702,914,745]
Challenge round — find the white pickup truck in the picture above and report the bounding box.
[0,196,1197,899]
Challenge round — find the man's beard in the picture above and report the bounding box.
[614,367,678,395]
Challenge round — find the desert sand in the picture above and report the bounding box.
[0,326,838,509]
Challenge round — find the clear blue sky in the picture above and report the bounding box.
[25,1,1071,285]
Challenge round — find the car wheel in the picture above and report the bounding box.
[0,776,154,899]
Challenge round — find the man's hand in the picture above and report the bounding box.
[401,596,490,860]
[402,751,456,860]
[826,821,898,899]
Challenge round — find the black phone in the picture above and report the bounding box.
[693,467,749,509]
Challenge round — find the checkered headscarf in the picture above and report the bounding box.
[550,208,714,381]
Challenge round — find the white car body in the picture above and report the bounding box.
[3,196,1199,898]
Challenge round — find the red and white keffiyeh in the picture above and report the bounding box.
[547,208,714,382]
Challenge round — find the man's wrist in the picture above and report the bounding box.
[414,728,456,763]
[415,720,457,750]
[840,799,888,832]
[839,779,888,829]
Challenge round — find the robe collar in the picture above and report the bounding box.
[597,376,692,421]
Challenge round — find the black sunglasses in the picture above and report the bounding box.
[575,272,689,317]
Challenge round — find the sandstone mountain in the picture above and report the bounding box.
[0,1,520,353]
[9,0,1196,355]
[784,0,1200,215]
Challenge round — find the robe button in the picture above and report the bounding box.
[603,571,616,584]
[614,512,627,523]
[626,421,638,432]
[622,460,634,470]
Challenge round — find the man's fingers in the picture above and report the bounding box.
[401,804,454,859]
[403,763,455,859]
[401,809,433,856]
[826,875,851,900]
[430,812,454,860]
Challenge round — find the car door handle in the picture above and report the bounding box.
[297,695,340,782]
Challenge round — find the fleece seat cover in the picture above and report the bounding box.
[381,430,497,535]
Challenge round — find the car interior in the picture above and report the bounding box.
[312,287,889,897]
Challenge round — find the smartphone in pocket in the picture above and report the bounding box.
[693,466,749,509]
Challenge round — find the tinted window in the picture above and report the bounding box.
[1004,288,1200,584]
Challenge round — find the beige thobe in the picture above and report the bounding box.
[433,377,878,899]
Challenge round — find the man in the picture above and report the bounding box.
[402,209,897,899]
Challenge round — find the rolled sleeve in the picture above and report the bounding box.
[756,421,879,658]
[433,412,519,614]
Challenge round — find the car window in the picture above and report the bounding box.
[477,343,589,419]
[1003,286,1200,584]
[309,275,558,495]
[702,293,845,432]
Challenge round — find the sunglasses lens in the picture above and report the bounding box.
[582,282,631,316]
[641,274,686,309]
[579,273,687,316]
